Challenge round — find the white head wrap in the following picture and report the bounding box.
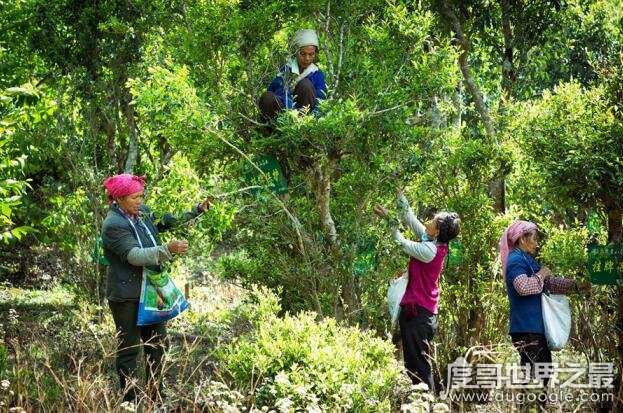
[290,29,319,50]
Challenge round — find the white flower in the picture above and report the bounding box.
[1,380,9,390]
[411,382,429,392]
[275,397,293,413]
[295,385,307,396]
[433,402,450,412]
[274,371,290,386]
[119,401,137,413]
[340,383,356,394]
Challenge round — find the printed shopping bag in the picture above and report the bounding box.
[137,267,189,326]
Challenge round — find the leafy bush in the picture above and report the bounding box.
[218,288,408,412]
[539,224,590,278]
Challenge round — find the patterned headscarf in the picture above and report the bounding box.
[103,174,146,204]
[498,221,538,278]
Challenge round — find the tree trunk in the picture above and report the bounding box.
[439,0,495,138]
[485,0,516,214]
[607,208,623,245]
[451,83,463,129]
[487,179,505,213]
[122,88,139,173]
[311,154,364,323]
[500,0,516,101]
[439,0,504,212]
[456,52,496,139]
[606,207,623,409]
[313,158,338,245]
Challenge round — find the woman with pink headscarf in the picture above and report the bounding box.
[101,174,211,403]
[499,221,583,388]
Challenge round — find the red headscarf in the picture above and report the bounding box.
[498,221,538,278]
[103,174,146,204]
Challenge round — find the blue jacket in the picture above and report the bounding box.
[505,249,544,334]
[267,59,327,110]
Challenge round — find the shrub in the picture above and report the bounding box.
[218,288,408,412]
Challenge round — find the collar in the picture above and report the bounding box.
[288,58,300,74]
[287,58,318,76]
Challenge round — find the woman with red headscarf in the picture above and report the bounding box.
[102,174,211,403]
[499,221,586,389]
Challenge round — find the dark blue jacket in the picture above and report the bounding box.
[267,60,327,110]
[505,249,544,334]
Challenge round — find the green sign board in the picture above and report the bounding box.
[92,236,109,266]
[446,240,463,267]
[588,244,623,285]
[243,155,288,196]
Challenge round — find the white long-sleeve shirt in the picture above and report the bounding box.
[390,195,436,263]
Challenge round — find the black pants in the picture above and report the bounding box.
[399,305,438,393]
[109,300,167,401]
[258,78,317,122]
[511,333,552,387]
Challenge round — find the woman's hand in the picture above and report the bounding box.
[167,239,189,255]
[576,280,592,295]
[537,266,552,280]
[373,205,388,218]
[199,196,215,213]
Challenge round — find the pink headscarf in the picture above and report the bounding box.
[498,220,538,278]
[103,174,146,204]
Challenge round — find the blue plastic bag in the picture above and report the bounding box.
[137,267,189,326]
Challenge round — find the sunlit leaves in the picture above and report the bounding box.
[510,81,621,210]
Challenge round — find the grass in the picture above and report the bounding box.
[0,278,615,412]
[0,278,239,412]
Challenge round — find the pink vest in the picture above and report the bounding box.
[399,244,448,314]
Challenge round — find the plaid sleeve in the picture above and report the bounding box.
[545,277,577,294]
[512,274,545,296]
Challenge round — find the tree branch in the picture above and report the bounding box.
[238,111,269,127]
[205,126,309,255]
[440,0,496,141]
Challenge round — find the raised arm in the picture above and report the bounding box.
[373,204,435,262]
[391,226,436,262]
[395,193,426,239]
[153,201,209,233]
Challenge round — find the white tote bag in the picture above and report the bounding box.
[541,291,571,351]
[387,271,408,327]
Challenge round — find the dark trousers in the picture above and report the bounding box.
[399,305,438,393]
[109,300,167,401]
[258,78,317,122]
[511,333,552,387]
